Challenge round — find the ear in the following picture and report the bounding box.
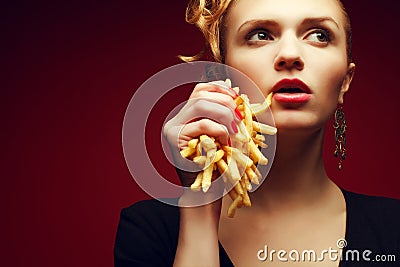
[338,63,355,104]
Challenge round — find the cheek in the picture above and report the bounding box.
[312,55,347,101]
[309,56,348,123]
[226,50,257,74]
[226,49,273,95]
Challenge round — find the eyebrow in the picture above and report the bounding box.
[237,19,279,33]
[237,16,340,33]
[302,17,340,29]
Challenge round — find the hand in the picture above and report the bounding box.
[164,80,240,147]
[163,80,241,188]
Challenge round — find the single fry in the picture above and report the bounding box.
[245,167,258,184]
[228,188,239,200]
[188,138,199,149]
[202,162,214,192]
[227,153,241,181]
[214,149,225,163]
[243,173,252,191]
[266,92,273,107]
[216,158,236,184]
[231,132,247,143]
[251,164,262,185]
[240,180,251,207]
[180,147,196,158]
[234,181,244,195]
[250,100,269,116]
[252,121,277,135]
[196,141,202,157]
[206,148,216,165]
[200,135,216,151]
[190,172,203,191]
[253,137,268,148]
[249,139,269,165]
[228,195,243,218]
[242,94,253,136]
[255,134,265,142]
[193,155,206,166]
[223,146,253,169]
[235,95,244,106]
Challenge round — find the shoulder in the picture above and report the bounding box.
[121,198,180,222]
[343,189,400,230]
[343,189,400,222]
[114,198,180,267]
[342,189,400,255]
[118,198,181,241]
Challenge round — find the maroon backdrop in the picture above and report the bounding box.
[2,1,399,266]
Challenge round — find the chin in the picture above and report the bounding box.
[273,117,326,136]
[272,109,329,131]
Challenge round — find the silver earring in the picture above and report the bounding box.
[334,106,347,170]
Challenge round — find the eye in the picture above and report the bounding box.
[246,29,273,42]
[306,30,331,43]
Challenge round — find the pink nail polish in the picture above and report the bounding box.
[231,121,238,134]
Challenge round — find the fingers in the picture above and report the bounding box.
[192,81,239,101]
[163,80,242,150]
[179,119,230,147]
[190,82,239,116]
[183,99,239,135]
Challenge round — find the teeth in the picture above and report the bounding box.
[277,87,303,93]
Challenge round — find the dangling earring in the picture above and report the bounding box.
[334,106,347,170]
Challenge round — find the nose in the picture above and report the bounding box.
[274,34,304,71]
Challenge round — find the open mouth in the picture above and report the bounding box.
[275,87,305,94]
[271,79,312,103]
[271,78,312,95]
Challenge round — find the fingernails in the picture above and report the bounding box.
[231,121,238,134]
[229,88,239,99]
[234,107,243,120]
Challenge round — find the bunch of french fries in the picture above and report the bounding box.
[180,80,277,217]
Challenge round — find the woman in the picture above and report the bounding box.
[115,0,400,266]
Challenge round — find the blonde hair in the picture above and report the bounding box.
[180,0,352,63]
[178,0,234,63]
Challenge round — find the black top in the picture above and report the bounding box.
[114,189,400,266]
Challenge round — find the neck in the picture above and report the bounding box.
[252,129,333,209]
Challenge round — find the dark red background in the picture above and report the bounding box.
[2,1,399,266]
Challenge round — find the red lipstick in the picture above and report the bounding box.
[271,78,311,104]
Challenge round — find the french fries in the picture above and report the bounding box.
[180,79,277,217]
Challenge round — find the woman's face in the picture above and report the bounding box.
[224,0,355,132]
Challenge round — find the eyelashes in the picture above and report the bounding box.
[244,27,334,45]
[245,28,274,42]
[305,28,332,43]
